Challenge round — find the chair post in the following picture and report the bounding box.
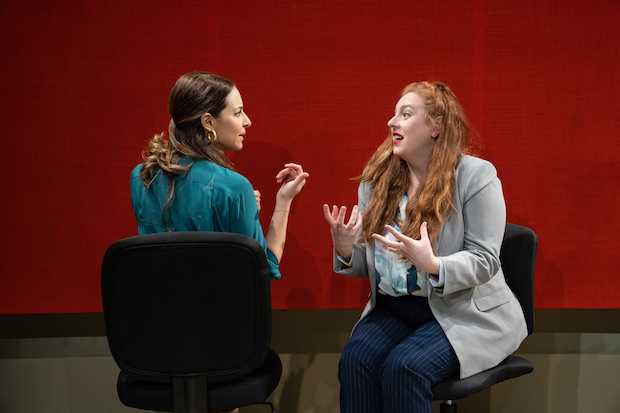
[191,377,208,412]
[173,377,186,412]
[440,400,458,413]
[173,377,208,413]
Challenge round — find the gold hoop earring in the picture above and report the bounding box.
[207,130,218,143]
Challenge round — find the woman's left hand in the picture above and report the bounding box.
[275,163,309,201]
[254,190,262,213]
[372,222,440,275]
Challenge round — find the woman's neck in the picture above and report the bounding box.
[406,166,427,198]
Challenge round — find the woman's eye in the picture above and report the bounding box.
[403,112,411,118]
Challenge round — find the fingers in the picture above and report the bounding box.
[276,163,305,182]
[287,171,309,194]
[336,206,347,227]
[275,170,289,182]
[283,163,303,172]
[275,169,290,182]
[346,205,359,226]
[331,204,339,219]
[372,232,397,248]
[373,222,430,254]
[383,225,404,242]
[293,171,310,183]
[420,221,429,240]
[371,233,400,255]
[336,206,361,228]
[322,205,361,231]
[353,211,363,231]
[384,222,429,241]
[275,165,309,202]
[322,204,336,224]
[254,190,262,212]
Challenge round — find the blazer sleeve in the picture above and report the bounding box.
[438,159,506,295]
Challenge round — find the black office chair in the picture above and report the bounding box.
[101,231,282,413]
[431,223,538,413]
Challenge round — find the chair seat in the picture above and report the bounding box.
[432,355,534,401]
[117,349,282,412]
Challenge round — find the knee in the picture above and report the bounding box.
[339,338,384,376]
[383,351,430,382]
[339,341,365,372]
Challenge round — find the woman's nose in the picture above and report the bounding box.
[387,116,396,128]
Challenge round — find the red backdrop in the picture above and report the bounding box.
[1,0,619,314]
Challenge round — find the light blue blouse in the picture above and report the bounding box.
[130,156,281,279]
[374,194,429,297]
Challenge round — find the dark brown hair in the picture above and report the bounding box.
[138,71,235,229]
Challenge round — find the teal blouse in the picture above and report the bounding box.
[130,156,281,280]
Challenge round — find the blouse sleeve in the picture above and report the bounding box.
[213,175,281,280]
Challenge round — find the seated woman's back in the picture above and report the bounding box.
[131,156,259,236]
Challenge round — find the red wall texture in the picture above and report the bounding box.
[1,0,618,313]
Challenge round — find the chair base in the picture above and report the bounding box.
[118,350,282,412]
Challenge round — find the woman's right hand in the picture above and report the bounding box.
[275,163,309,202]
[322,204,362,260]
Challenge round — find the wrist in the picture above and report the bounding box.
[275,198,292,209]
[335,247,353,261]
[427,256,440,275]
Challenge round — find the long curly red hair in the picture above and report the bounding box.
[358,81,481,246]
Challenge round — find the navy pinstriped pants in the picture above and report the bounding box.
[339,294,459,413]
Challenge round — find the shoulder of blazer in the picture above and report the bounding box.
[456,155,499,199]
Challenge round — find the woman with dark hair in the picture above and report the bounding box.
[323,81,526,413]
[131,71,309,282]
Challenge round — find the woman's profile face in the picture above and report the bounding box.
[387,92,436,165]
[211,87,252,151]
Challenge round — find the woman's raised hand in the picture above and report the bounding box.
[372,222,440,275]
[322,204,362,260]
[275,163,309,201]
[266,164,309,262]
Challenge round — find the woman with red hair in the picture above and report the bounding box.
[324,81,526,413]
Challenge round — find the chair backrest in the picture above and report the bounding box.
[500,223,538,336]
[101,231,272,384]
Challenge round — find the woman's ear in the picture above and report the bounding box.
[201,112,215,132]
[433,116,443,135]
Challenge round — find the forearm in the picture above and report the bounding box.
[266,163,309,262]
[265,199,292,262]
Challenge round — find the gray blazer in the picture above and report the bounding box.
[334,155,527,379]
